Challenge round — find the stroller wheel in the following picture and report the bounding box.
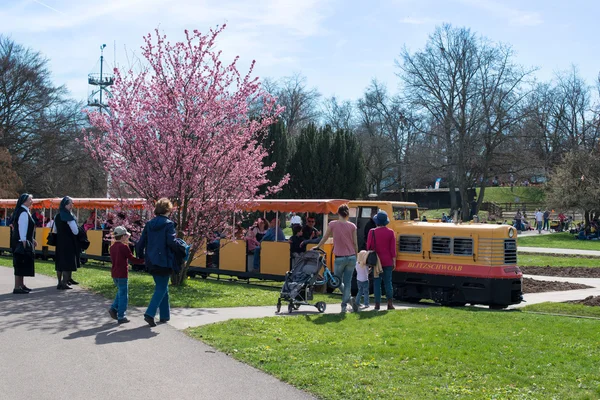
[316,302,326,313]
[276,300,281,313]
[293,303,301,310]
[288,303,294,314]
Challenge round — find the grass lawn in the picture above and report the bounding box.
[518,254,600,267]
[189,307,600,400]
[478,186,546,204]
[518,232,600,251]
[522,302,600,319]
[421,208,489,221]
[0,257,338,308]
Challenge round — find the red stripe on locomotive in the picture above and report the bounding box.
[395,260,522,279]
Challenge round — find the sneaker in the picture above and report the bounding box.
[363,304,370,309]
[118,318,130,324]
[144,314,157,327]
[108,308,118,320]
[350,297,359,312]
[340,304,347,314]
[159,319,170,324]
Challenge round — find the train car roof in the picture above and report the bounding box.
[349,200,419,208]
[243,199,350,214]
[0,198,147,210]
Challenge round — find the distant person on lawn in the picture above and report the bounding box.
[108,226,144,324]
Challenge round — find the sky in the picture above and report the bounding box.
[1,0,599,104]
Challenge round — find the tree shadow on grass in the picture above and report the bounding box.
[0,284,160,344]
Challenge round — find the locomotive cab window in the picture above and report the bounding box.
[453,238,473,256]
[399,235,422,253]
[432,236,452,254]
[392,206,406,221]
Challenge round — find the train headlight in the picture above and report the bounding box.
[508,228,515,238]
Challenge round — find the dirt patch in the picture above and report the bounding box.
[522,277,592,293]
[521,266,600,278]
[567,296,600,307]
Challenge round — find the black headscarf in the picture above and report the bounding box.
[59,196,75,222]
[11,193,31,222]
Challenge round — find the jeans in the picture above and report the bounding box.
[373,266,394,303]
[146,274,170,321]
[110,278,129,320]
[543,218,549,230]
[536,221,543,232]
[357,280,369,306]
[253,246,261,271]
[334,255,356,309]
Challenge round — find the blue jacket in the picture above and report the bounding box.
[136,216,177,271]
[261,227,287,242]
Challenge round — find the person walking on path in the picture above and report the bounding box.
[108,226,144,324]
[543,210,550,231]
[535,209,544,234]
[367,210,397,310]
[10,193,36,294]
[315,204,359,313]
[136,198,178,327]
[53,196,80,290]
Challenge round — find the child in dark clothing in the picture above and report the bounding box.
[108,226,144,324]
[289,224,306,255]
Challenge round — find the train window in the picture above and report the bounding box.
[453,238,473,256]
[432,236,452,254]
[398,235,421,253]
[407,208,419,220]
[361,208,375,218]
[392,206,406,220]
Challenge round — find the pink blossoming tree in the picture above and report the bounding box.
[84,26,286,284]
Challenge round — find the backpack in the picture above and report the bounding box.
[171,237,190,273]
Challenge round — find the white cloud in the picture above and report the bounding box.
[1,0,332,101]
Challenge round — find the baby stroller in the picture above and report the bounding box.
[276,249,327,314]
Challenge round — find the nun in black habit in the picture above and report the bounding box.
[10,193,36,294]
[52,196,80,290]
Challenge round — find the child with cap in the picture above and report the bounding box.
[108,226,144,324]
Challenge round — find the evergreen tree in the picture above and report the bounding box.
[261,119,289,198]
[285,124,365,199]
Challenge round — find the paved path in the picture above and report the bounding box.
[0,267,313,400]
[3,266,600,400]
[519,246,600,257]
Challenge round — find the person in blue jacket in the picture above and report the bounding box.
[136,198,178,327]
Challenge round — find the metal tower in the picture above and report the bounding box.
[87,44,114,109]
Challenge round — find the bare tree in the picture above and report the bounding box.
[356,80,419,196]
[263,74,321,135]
[0,35,106,196]
[322,96,355,131]
[398,24,531,220]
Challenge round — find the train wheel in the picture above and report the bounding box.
[199,273,208,279]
